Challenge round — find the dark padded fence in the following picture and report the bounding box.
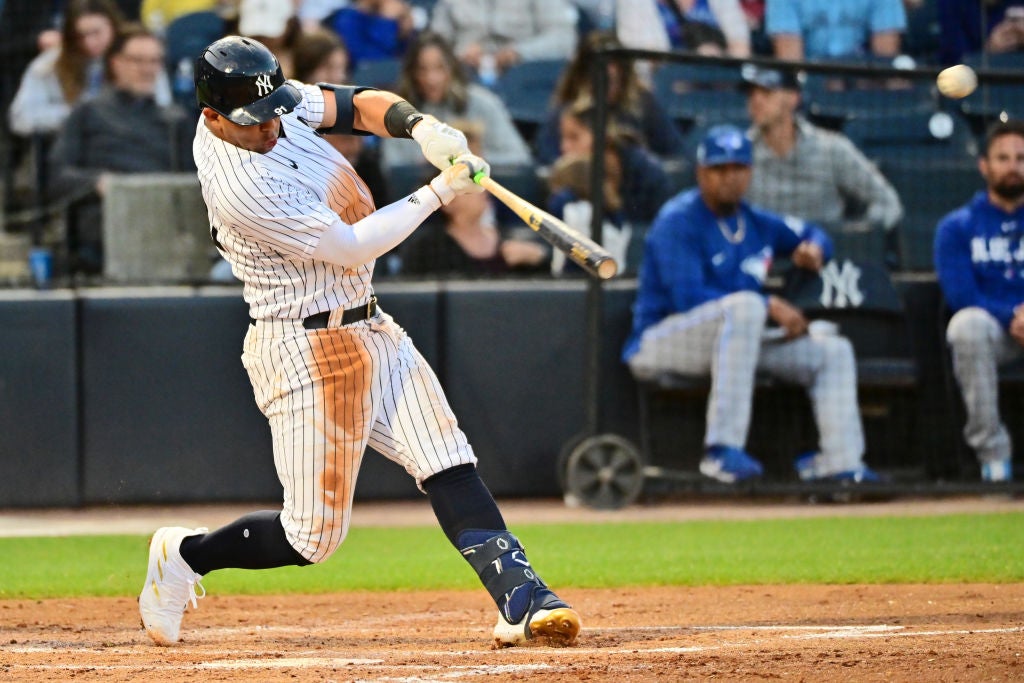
[0,278,1006,507]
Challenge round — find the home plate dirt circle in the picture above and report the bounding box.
[3,584,1024,681]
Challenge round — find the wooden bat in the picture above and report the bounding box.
[472,172,618,280]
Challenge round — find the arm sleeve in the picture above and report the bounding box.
[616,0,671,51]
[830,134,903,230]
[313,186,443,267]
[935,213,1016,328]
[290,82,327,130]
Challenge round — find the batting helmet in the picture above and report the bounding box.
[194,36,301,126]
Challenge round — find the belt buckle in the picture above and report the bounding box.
[366,295,377,319]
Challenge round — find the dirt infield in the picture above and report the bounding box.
[3,585,1023,681]
[3,497,1024,681]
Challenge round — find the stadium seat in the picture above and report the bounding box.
[493,60,567,126]
[652,62,748,129]
[881,159,982,271]
[351,57,402,90]
[843,110,977,165]
[803,76,936,128]
[164,12,226,77]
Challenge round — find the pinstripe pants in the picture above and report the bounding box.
[946,307,1022,463]
[242,309,477,563]
[628,291,865,473]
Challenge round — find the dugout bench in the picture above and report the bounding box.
[560,260,922,509]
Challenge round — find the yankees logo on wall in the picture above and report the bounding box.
[255,74,273,97]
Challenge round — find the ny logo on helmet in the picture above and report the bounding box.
[255,74,273,97]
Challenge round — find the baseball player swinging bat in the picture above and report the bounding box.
[471,171,618,280]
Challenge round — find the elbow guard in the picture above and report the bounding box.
[316,83,378,135]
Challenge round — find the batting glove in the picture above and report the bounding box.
[411,115,470,170]
[429,154,489,206]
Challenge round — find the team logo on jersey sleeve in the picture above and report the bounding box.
[255,74,273,97]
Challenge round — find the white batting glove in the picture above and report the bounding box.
[428,154,489,206]
[411,115,470,170]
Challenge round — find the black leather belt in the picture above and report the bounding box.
[250,296,378,329]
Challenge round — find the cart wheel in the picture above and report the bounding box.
[556,431,589,493]
[564,434,644,510]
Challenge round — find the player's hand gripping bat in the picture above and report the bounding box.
[469,170,618,280]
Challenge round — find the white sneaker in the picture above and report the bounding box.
[492,587,581,648]
[139,526,207,645]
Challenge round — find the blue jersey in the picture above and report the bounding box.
[934,190,1024,329]
[622,188,833,361]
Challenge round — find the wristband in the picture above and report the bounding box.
[384,100,424,139]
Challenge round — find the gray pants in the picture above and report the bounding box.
[946,307,1022,463]
[628,291,865,474]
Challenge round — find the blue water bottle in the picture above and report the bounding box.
[28,247,53,289]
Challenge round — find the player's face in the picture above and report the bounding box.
[76,13,116,58]
[414,45,450,104]
[697,163,752,214]
[981,133,1024,202]
[204,109,282,154]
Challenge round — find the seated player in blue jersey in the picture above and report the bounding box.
[622,124,879,484]
[935,119,1024,483]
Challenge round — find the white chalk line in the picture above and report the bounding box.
[5,624,1023,675]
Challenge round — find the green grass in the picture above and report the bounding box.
[2,513,1023,599]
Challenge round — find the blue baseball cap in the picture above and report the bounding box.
[696,125,752,167]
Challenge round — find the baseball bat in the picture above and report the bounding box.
[471,172,618,280]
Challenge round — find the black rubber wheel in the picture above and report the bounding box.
[564,434,645,510]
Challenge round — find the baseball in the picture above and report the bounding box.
[937,64,978,99]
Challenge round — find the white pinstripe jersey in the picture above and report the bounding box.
[194,82,377,320]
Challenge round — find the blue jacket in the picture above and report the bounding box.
[934,190,1024,330]
[622,188,833,361]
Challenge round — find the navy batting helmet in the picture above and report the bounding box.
[194,36,301,125]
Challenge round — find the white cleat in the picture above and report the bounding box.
[138,526,207,645]
[492,587,581,648]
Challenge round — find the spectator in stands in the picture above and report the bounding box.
[623,124,877,485]
[741,64,903,238]
[324,0,415,70]
[938,0,1024,65]
[533,30,686,166]
[291,28,390,206]
[8,0,128,137]
[380,31,532,170]
[934,119,1024,483]
[620,0,751,57]
[766,0,907,61]
[236,0,302,76]
[430,0,577,81]
[546,100,672,274]
[48,24,196,274]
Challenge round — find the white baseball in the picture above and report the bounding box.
[937,64,978,99]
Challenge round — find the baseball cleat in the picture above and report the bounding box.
[699,445,763,483]
[492,587,581,648]
[981,458,1013,482]
[139,526,207,646]
[795,452,883,483]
